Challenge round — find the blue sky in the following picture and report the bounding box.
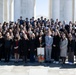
[36,0,49,18]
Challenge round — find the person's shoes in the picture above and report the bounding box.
[14,61,18,63]
[25,61,27,63]
[0,60,2,62]
[49,61,52,63]
[55,61,59,64]
[4,61,7,62]
[63,62,65,64]
[45,61,48,63]
[68,62,74,65]
[53,61,56,64]
[4,60,8,62]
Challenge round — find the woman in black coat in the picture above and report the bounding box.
[68,33,75,64]
[0,32,4,61]
[21,34,29,63]
[35,32,40,57]
[52,31,60,63]
[4,32,12,62]
[35,32,40,48]
[35,32,44,51]
[28,33,36,62]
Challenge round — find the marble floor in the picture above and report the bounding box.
[0,61,76,75]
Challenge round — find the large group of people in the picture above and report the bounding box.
[0,16,76,65]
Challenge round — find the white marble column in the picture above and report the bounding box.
[14,0,21,21]
[60,0,65,22]
[64,0,73,24]
[7,0,10,22]
[52,0,60,21]
[9,0,12,21]
[20,0,34,20]
[49,0,52,19]
[11,0,14,21]
[34,0,36,19]
[3,0,13,22]
[10,0,13,21]
[14,0,35,21]
[74,0,76,22]
[0,0,3,23]
[3,0,7,22]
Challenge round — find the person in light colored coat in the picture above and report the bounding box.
[45,30,53,62]
[60,33,68,64]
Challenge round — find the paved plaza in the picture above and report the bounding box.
[0,61,76,75]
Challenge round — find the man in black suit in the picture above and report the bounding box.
[20,16,24,25]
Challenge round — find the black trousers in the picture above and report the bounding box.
[0,47,3,61]
[68,51,74,63]
[5,48,10,62]
[53,47,60,61]
[23,50,28,62]
[54,51,60,61]
[30,49,35,62]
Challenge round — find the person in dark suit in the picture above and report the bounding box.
[4,32,12,62]
[35,31,44,48]
[68,33,75,64]
[74,32,76,60]
[35,32,40,57]
[39,31,45,47]
[25,18,29,31]
[20,16,24,25]
[0,32,4,61]
[21,34,29,63]
[65,24,70,33]
[40,16,44,23]
[28,33,36,62]
[52,31,60,64]
[35,32,40,48]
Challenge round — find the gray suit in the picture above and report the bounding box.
[45,35,53,61]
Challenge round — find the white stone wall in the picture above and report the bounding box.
[3,0,8,22]
[0,0,74,23]
[0,0,3,23]
[14,0,34,21]
[63,0,73,24]
[11,0,14,21]
[14,0,21,21]
[20,0,34,20]
[74,0,76,22]
[52,0,60,21]
[49,0,52,19]
[60,0,64,22]
[51,0,73,23]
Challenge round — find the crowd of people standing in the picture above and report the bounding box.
[0,16,76,65]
